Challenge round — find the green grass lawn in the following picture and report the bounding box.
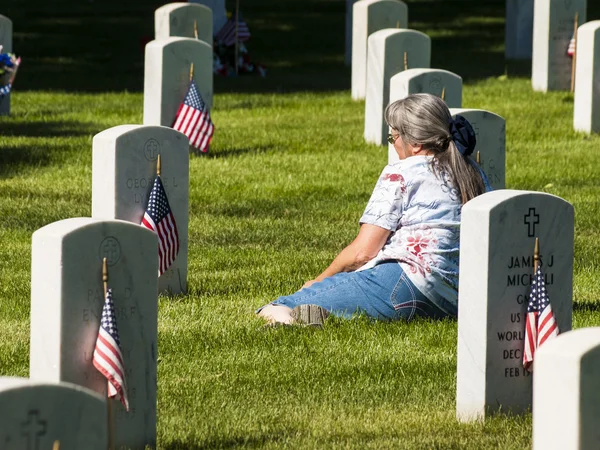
[3,0,600,448]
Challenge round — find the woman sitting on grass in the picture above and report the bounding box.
[258,93,490,326]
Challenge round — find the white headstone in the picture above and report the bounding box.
[30,218,158,449]
[0,15,13,117]
[365,29,430,145]
[389,68,462,107]
[143,37,213,127]
[388,108,506,191]
[456,190,574,422]
[533,328,600,450]
[92,125,189,294]
[188,0,227,33]
[505,0,534,59]
[345,0,360,66]
[155,3,213,44]
[0,378,107,450]
[351,0,408,100]
[574,20,600,133]
[532,0,587,92]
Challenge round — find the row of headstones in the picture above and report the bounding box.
[0,124,191,448]
[504,0,600,133]
[458,190,600,448]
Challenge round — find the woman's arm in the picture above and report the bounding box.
[304,224,392,288]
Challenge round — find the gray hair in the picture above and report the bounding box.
[384,94,485,204]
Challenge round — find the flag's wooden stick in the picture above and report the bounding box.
[157,153,161,177]
[476,151,481,165]
[441,87,446,101]
[570,12,579,94]
[52,441,60,450]
[102,258,115,450]
[403,52,408,71]
[189,63,194,82]
[194,20,198,39]
[396,20,400,28]
[234,0,240,75]
[534,237,540,272]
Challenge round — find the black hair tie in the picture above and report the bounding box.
[448,115,477,156]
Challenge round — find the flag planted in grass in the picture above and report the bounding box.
[142,175,180,275]
[172,79,214,153]
[215,12,251,47]
[523,265,559,372]
[93,288,130,411]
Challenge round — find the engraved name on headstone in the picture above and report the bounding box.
[92,125,190,294]
[30,218,158,449]
[456,190,574,422]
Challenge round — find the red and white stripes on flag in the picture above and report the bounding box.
[93,288,129,411]
[173,79,214,153]
[567,34,576,57]
[523,266,559,372]
[141,175,180,276]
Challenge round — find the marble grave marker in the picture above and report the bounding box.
[505,0,534,59]
[533,328,600,450]
[351,0,408,100]
[389,68,462,107]
[0,14,13,116]
[155,3,213,44]
[30,218,158,450]
[92,125,190,294]
[365,29,430,146]
[456,190,574,422]
[0,378,107,450]
[143,37,213,127]
[188,0,227,33]
[532,0,587,92]
[574,20,600,134]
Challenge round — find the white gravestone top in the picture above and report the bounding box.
[351,0,408,100]
[0,378,107,450]
[390,68,462,107]
[456,190,574,422]
[143,37,213,127]
[92,125,190,294]
[532,0,587,92]
[365,29,431,146]
[0,15,12,52]
[533,327,600,450]
[29,218,158,450]
[155,3,213,45]
[505,0,534,59]
[189,0,227,33]
[574,20,600,134]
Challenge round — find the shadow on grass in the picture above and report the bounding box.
[1,120,98,137]
[0,144,53,177]
[195,145,275,159]
[164,432,288,450]
[573,301,600,313]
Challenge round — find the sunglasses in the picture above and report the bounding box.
[387,133,400,145]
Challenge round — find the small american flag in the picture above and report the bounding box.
[215,13,251,47]
[93,288,129,411]
[523,266,559,372]
[173,79,214,153]
[567,34,576,57]
[141,175,179,276]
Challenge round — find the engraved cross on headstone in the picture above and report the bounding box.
[524,208,540,237]
[21,410,47,450]
[100,237,121,266]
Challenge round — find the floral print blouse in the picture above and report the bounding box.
[358,155,468,311]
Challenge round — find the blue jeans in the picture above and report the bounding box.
[267,261,452,321]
